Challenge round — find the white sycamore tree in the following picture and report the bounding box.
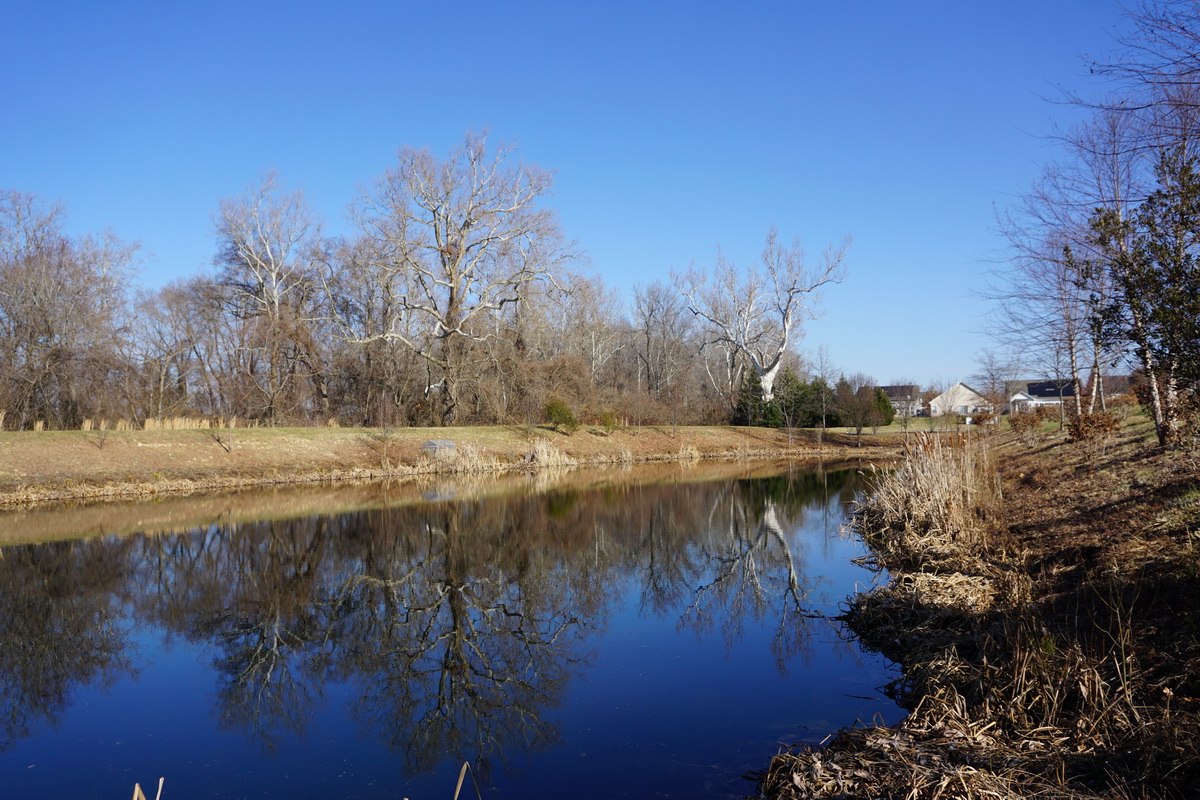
[677,228,848,402]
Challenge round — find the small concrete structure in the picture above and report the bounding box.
[420,439,457,459]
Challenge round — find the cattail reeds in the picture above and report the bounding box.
[132,777,164,800]
[525,439,576,469]
[854,432,1000,572]
[143,417,214,431]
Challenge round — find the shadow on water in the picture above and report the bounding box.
[0,460,896,797]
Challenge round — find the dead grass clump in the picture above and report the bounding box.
[843,572,1003,666]
[678,443,700,463]
[755,695,1079,800]
[143,417,213,431]
[855,433,1001,571]
[132,777,164,800]
[449,443,502,474]
[526,438,577,469]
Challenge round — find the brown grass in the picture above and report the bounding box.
[757,419,1200,799]
[0,424,896,509]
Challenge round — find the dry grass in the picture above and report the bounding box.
[855,432,1002,572]
[142,417,214,431]
[0,424,894,509]
[131,777,164,800]
[759,424,1200,799]
[525,438,578,469]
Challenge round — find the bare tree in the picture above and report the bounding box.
[213,173,325,424]
[677,228,848,401]
[345,132,579,425]
[0,190,138,428]
[557,272,623,384]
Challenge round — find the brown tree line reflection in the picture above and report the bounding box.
[0,467,865,770]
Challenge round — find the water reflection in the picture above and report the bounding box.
[0,464,870,782]
[0,539,134,750]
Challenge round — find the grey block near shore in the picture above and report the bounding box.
[420,439,457,458]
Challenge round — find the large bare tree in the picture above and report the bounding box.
[677,228,848,402]
[0,190,138,428]
[346,133,579,425]
[213,173,326,423]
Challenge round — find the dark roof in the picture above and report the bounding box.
[878,384,921,401]
[1008,379,1075,399]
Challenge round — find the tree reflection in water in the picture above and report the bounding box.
[0,539,134,750]
[0,465,868,778]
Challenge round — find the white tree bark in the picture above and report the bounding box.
[677,228,848,401]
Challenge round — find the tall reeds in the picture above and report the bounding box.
[759,431,1192,799]
[854,431,1001,570]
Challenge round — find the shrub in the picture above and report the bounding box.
[1008,411,1042,447]
[544,398,579,433]
[1067,411,1119,461]
[600,411,619,434]
[1107,393,1138,421]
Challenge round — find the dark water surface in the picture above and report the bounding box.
[0,464,902,799]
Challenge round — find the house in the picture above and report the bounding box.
[878,384,923,417]
[929,382,992,417]
[1006,379,1075,414]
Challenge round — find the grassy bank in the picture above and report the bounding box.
[757,420,1200,799]
[0,423,892,509]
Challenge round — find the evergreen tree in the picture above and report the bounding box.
[873,387,896,427]
[806,377,840,428]
[775,367,809,433]
[1092,146,1200,445]
[734,370,782,427]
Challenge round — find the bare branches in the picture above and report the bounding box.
[677,228,848,401]
[343,132,579,424]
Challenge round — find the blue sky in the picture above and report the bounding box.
[2,1,1129,386]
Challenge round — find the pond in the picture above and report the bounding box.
[0,462,902,799]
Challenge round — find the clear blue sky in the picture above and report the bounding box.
[2,0,1129,387]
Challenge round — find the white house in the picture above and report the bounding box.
[878,384,923,417]
[929,382,992,417]
[1006,380,1075,414]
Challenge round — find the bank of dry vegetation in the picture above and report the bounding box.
[0,423,884,509]
[757,418,1200,799]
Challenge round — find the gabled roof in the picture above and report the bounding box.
[1006,379,1075,400]
[878,384,920,401]
[931,382,990,403]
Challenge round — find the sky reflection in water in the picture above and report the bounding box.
[0,464,902,799]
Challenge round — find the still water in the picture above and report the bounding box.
[0,463,901,799]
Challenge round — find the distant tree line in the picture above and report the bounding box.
[0,133,847,431]
[990,1,1200,446]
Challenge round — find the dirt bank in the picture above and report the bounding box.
[757,422,1200,799]
[0,423,892,509]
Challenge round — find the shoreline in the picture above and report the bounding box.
[0,423,895,511]
[756,422,1200,799]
